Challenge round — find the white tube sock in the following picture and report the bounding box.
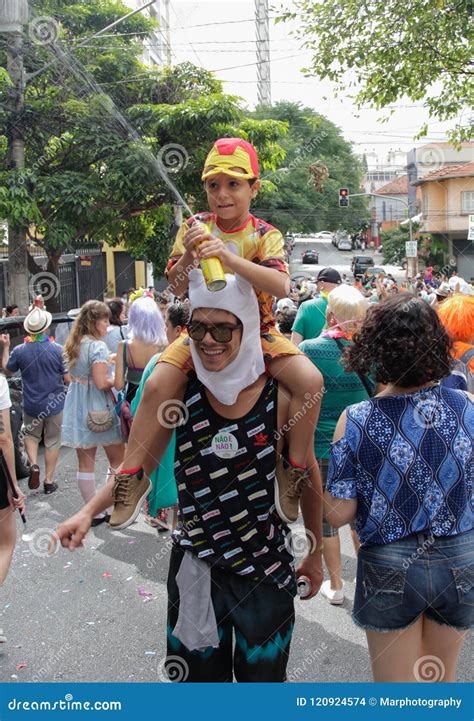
[77,472,96,504]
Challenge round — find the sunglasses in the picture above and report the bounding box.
[188,321,242,343]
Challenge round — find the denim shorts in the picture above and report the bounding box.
[353,530,474,632]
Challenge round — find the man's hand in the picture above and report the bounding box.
[49,511,93,554]
[296,553,323,600]
[197,238,233,267]
[0,334,10,348]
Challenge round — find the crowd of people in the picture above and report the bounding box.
[0,137,472,685]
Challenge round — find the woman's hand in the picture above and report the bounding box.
[11,487,25,513]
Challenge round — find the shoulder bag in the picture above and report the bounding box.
[86,341,115,433]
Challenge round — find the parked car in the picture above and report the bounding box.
[351,255,375,276]
[337,237,352,251]
[301,249,319,264]
[314,231,334,242]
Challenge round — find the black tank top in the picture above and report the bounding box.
[173,374,295,592]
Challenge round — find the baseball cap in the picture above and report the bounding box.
[202,138,259,181]
[316,267,342,284]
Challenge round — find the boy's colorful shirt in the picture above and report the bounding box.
[166,212,288,330]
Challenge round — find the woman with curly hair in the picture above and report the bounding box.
[324,294,473,682]
[62,301,124,526]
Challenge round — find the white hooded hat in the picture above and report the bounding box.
[188,269,265,405]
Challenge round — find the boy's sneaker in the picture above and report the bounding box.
[320,580,345,605]
[109,468,151,530]
[274,454,310,524]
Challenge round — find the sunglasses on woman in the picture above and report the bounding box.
[188,321,242,343]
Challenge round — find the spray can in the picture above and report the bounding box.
[196,223,227,292]
[297,576,312,599]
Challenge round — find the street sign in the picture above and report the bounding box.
[468,215,474,241]
[405,241,418,257]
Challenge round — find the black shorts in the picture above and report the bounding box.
[166,545,295,682]
[0,473,9,510]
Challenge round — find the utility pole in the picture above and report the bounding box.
[1,0,29,312]
[255,0,271,107]
[163,0,171,65]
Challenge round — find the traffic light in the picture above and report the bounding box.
[339,188,349,207]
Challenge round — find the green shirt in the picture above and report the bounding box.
[131,354,177,512]
[299,335,373,458]
[292,296,327,341]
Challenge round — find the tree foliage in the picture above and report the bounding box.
[251,102,368,234]
[0,0,287,307]
[277,0,474,143]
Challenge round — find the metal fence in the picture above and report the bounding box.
[0,243,105,312]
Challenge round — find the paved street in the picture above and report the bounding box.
[288,237,402,280]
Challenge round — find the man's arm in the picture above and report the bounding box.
[297,451,324,599]
[1,335,12,376]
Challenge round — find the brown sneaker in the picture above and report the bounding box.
[109,469,151,530]
[28,464,40,490]
[274,456,310,524]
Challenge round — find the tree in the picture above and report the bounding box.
[277,0,474,143]
[0,1,286,310]
[251,101,368,234]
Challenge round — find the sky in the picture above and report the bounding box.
[144,0,454,169]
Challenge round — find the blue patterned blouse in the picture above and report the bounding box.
[326,385,473,546]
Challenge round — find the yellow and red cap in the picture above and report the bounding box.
[201,138,259,181]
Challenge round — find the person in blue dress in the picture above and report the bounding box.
[325,294,473,682]
[62,301,124,526]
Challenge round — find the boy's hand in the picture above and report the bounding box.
[197,238,233,267]
[182,225,212,259]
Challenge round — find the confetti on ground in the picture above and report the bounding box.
[4,604,10,609]
[102,572,112,578]
[144,651,156,656]
[86,622,95,626]
[64,562,72,568]
[16,664,27,671]
[126,576,133,581]
[62,589,70,593]
[137,587,153,599]
[11,674,18,680]
[99,589,107,594]
[127,540,135,545]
